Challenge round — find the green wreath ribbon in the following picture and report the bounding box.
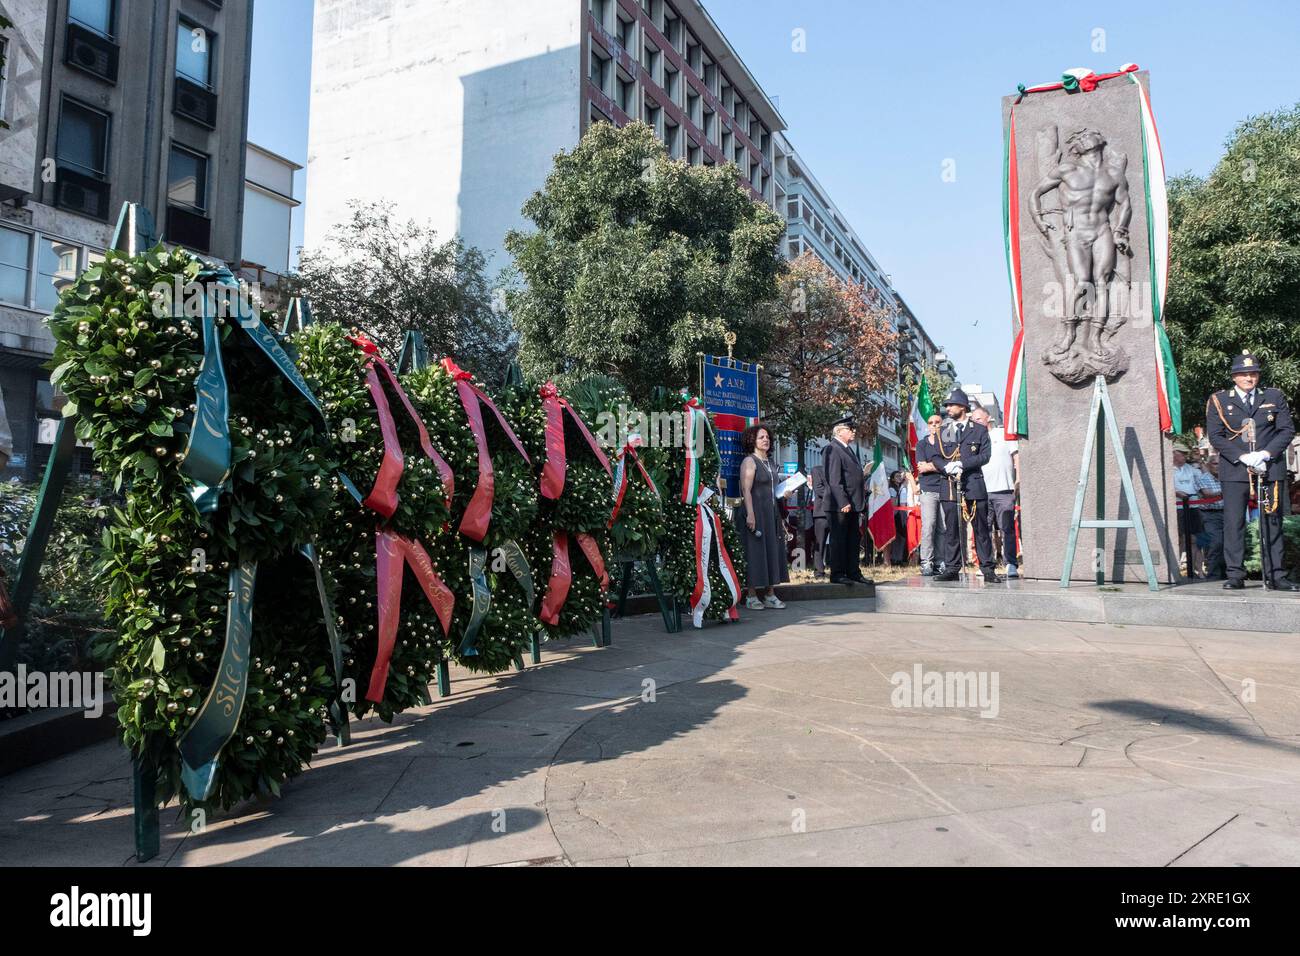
[179,267,328,513]
[177,561,257,800]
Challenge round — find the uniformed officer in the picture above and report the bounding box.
[924,389,1003,583]
[822,414,869,584]
[913,411,946,575]
[1206,351,1298,590]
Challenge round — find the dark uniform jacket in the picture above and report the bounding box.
[823,440,867,513]
[1207,387,1295,483]
[914,435,945,494]
[922,420,992,501]
[810,465,829,518]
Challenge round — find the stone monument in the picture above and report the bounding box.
[1002,68,1179,583]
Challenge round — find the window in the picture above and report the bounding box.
[56,97,110,177]
[664,118,680,157]
[686,89,700,126]
[0,224,100,312]
[662,64,679,103]
[662,5,681,49]
[589,0,611,30]
[176,19,213,87]
[69,0,115,37]
[703,108,716,145]
[687,139,700,166]
[35,239,80,312]
[617,12,636,51]
[720,128,730,159]
[589,102,612,127]
[589,46,611,94]
[0,226,30,307]
[733,98,746,129]
[642,96,660,134]
[702,56,716,93]
[685,34,700,72]
[617,72,635,115]
[787,198,799,219]
[168,144,208,211]
[0,37,8,123]
[641,40,659,84]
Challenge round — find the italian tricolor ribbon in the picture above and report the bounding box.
[1129,71,1181,434]
[609,436,658,527]
[539,381,611,500]
[1002,108,1029,440]
[688,490,741,627]
[440,357,531,541]
[681,395,708,504]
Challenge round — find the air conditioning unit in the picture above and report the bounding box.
[166,205,211,253]
[55,168,110,220]
[64,22,119,83]
[173,76,218,129]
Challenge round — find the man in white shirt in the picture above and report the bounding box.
[971,407,1019,577]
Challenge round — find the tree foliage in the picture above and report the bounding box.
[1165,103,1300,422]
[759,253,899,464]
[285,201,516,385]
[505,122,786,402]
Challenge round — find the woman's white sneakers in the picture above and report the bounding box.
[763,595,786,609]
[745,596,765,610]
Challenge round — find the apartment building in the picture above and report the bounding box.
[306,0,784,274]
[775,133,956,471]
[0,0,253,480]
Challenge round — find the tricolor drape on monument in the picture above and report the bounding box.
[1001,63,1181,438]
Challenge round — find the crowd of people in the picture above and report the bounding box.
[728,350,1298,600]
[730,388,1025,601]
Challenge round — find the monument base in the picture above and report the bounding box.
[873,575,1300,635]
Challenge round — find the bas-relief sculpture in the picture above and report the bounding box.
[1030,125,1135,385]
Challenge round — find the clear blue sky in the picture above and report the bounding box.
[249,0,1300,393]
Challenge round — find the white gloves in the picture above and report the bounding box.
[1240,450,1271,469]
[944,462,963,477]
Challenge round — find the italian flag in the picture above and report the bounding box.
[1130,72,1182,433]
[1002,108,1029,440]
[866,438,895,551]
[903,373,934,476]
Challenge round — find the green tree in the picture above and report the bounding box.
[284,201,515,382]
[760,253,899,470]
[1165,104,1300,423]
[505,122,786,401]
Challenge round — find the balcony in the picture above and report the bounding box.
[64,22,119,84]
[166,205,211,253]
[173,76,217,129]
[55,167,111,221]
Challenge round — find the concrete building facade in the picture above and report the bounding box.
[0,0,254,480]
[306,0,783,275]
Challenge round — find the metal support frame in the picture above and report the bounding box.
[1060,376,1159,592]
[614,559,679,633]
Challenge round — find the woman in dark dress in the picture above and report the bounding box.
[735,423,791,609]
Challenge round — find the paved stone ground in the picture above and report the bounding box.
[2,599,1299,866]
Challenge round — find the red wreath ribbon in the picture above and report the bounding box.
[366,529,455,702]
[347,333,454,518]
[539,381,611,500]
[441,357,531,542]
[538,529,610,626]
[609,439,658,527]
[538,531,572,626]
[689,500,741,626]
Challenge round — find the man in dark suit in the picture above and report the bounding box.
[822,415,868,584]
[808,464,830,578]
[1206,351,1297,590]
[925,389,1002,583]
